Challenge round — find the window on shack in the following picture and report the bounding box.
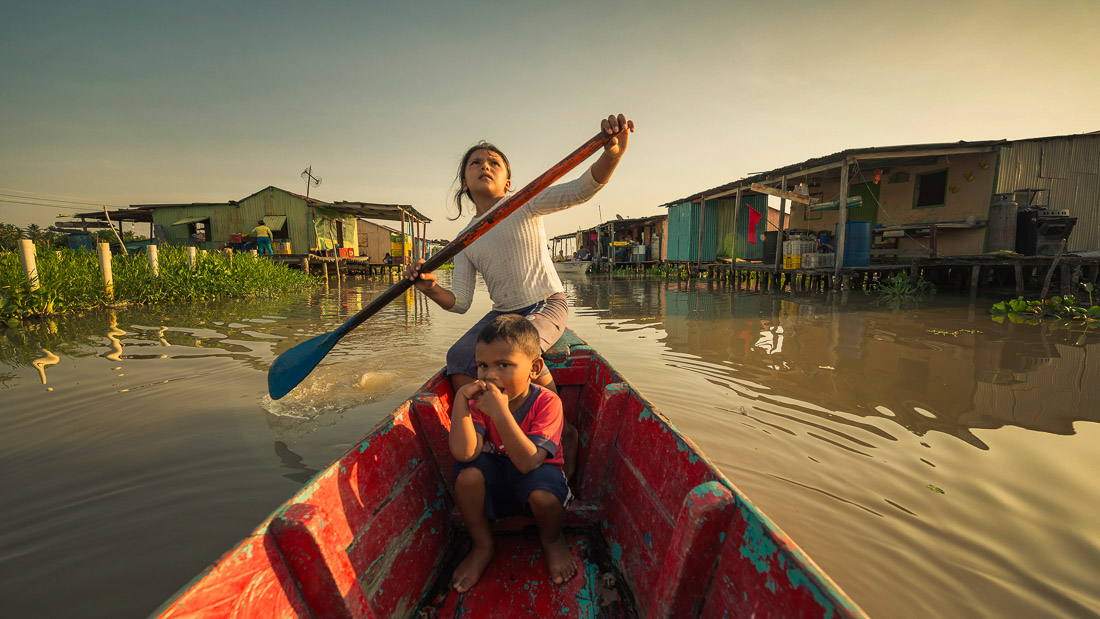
[913,169,948,208]
[189,221,207,242]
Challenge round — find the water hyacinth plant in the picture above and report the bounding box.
[875,271,936,309]
[990,284,1100,326]
[1,245,317,322]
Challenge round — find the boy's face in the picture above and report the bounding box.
[474,339,542,402]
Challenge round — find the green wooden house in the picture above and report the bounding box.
[130,187,428,255]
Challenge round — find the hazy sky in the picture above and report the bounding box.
[2,0,1097,239]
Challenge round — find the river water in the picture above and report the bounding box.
[2,273,1098,618]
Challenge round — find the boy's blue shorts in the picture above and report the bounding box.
[453,452,573,521]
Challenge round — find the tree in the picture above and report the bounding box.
[1,222,23,250]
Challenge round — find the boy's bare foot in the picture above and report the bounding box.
[451,542,494,593]
[542,536,576,585]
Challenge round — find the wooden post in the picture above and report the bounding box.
[249,249,258,256]
[147,244,159,276]
[301,256,310,275]
[929,224,938,257]
[187,246,197,269]
[400,211,407,266]
[970,265,981,298]
[1040,239,1066,299]
[103,206,128,255]
[98,242,113,297]
[322,262,329,279]
[773,177,787,270]
[18,239,39,291]
[834,159,851,277]
[1014,261,1025,296]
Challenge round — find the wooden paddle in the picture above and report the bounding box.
[268,129,615,400]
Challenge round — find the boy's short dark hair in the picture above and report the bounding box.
[476,314,541,360]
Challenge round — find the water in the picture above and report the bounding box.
[2,274,1098,618]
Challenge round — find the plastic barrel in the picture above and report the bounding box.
[836,221,871,267]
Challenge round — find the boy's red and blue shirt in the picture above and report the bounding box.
[469,384,564,469]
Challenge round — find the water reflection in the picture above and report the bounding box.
[31,348,59,385]
[569,279,1100,447]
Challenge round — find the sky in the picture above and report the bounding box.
[2,0,1098,240]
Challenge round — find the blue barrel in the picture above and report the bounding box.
[836,221,871,267]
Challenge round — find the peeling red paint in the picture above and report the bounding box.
[154,330,866,618]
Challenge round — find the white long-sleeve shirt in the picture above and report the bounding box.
[447,166,605,313]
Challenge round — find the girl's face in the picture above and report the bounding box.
[463,149,511,199]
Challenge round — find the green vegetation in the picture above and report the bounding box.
[1,245,317,323]
[875,272,936,309]
[990,283,1100,326]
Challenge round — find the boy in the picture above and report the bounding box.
[449,314,575,593]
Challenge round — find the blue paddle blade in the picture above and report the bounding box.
[268,330,345,400]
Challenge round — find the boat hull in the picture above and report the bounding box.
[155,330,866,618]
[553,260,590,275]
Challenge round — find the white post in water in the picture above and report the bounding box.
[249,249,258,257]
[187,246,197,269]
[98,242,113,298]
[147,244,159,276]
[18,239,39,291]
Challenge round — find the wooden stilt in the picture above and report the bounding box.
[1014,261,1025,296]
[970,265,980,298]
[1041,239,1066,299]
[98,242,113,298]
[18,239,39,291]
[147,244,159,277]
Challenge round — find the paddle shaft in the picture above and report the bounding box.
[333,130,613,337]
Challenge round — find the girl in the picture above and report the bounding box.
[404,114,635,475]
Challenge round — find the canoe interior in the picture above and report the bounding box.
[156,330,866,618]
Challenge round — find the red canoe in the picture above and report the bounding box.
[155,330,867,618]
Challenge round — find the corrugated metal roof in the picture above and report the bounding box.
[129,187,430,223]
[660,139,1007,207]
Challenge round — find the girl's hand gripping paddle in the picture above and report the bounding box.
[268,130,614,400]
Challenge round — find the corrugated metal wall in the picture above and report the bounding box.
[666,200,717,261]
[150,203,237,250]
[715,198,735,258]
[996,135,1100,251]
[149,189,360,254]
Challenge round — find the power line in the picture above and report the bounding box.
[0,187,129,209]
[0,198,101,212]
[0,193,126,209]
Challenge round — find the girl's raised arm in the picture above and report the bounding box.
[591,114,634,184]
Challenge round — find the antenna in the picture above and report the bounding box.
[302,166,322,202]
[302,166,323,249]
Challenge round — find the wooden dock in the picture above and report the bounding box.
[664,253,1100,298]
[263,254,405,278]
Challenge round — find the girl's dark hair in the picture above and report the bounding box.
[450,141,511,220]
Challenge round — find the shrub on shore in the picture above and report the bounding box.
[1,245,317,322]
